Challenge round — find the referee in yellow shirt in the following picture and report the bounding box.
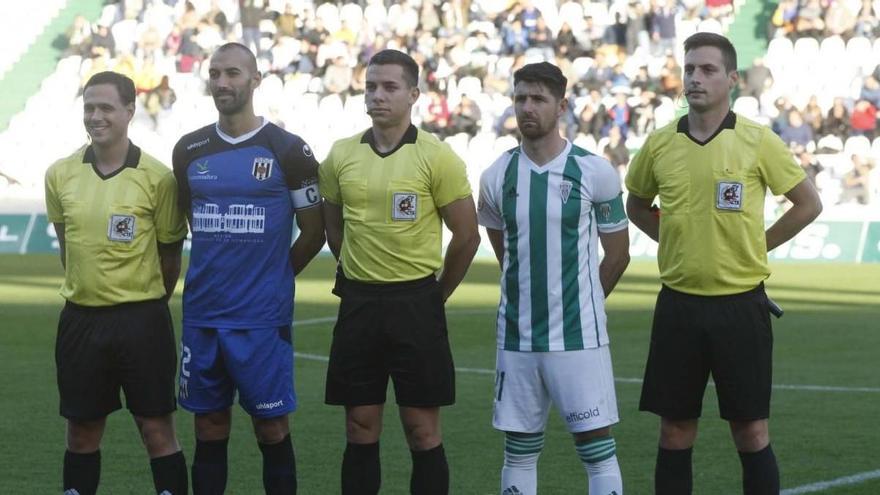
[44,72,188,495]
[626,33,822,494]
[320,49,480,494]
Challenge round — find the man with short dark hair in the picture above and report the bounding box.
[478,61,630,495]
[626,32,823,494]
[320,49,480,495]
[173,42,325,494]
[45,70,189,495]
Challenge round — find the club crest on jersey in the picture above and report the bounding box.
[252,157,274,181]
[716,181,743,210]
[599,202,612,221]
[108,214,135,242]
[392,192,418,221]
[560,180,573,204]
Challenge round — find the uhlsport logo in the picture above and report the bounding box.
[255,400,284,410]
[565,406,600,424]
[186,137,210,150]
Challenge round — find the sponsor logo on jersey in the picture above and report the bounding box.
[255,400,284,410]
[565,406,600,423]
[192,203,266,234]
[560,180,573,204]
[186,137,210,150]
[107,214,135,242]
[191,160,218,181]
[716,181,743,210]
[252,157,274,181]
[392,192,418,221]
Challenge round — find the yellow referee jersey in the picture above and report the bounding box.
[625,112,806,295]
[45,143,188,306]
[320,125,472,282]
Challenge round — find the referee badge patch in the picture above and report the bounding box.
[392,192,418,221]
[252,157,274,181]
[716,181,744,210]
[108,214,135,242]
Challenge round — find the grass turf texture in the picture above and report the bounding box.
[1,254,878,494]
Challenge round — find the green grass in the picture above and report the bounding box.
[1,255,879,493]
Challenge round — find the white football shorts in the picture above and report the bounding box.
[492,346,620,433]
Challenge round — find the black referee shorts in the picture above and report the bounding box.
[639,284,773,421]
[325,273,455,408]
[56,299,178,420]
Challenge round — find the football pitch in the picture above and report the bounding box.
[1,254,878,494]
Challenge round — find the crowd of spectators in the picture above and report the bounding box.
[2,0,875,207]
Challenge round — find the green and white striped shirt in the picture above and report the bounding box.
[478,141,627,352]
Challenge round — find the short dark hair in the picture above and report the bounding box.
[213,42,258,74]
[368,49,419,88]
[683,32,738,73]
[513,62,567,100]
[83,71,136,105]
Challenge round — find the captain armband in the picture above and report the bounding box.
[290,184,321,210]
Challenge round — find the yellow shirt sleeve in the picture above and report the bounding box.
[430,142,472,208]
[319,144,341,205]
[154,170,188,244]
[758,128,807,196]
[44,164,63,223]
[625,134,658,199]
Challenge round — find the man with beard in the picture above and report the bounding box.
[172,42,325,494]
[46,71,189,495]
[626,33,822,494]
[319,49,480,495]
[477,62,630,495]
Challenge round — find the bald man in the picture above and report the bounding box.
[173,42,325,494]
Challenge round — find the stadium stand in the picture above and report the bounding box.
[0,0,878,211]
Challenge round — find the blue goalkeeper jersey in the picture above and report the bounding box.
[173,119,320,328]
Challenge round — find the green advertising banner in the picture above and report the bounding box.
[0,214,34,254]
[768,221,863,262]
[860,222,880,263]
[2,214,879,263]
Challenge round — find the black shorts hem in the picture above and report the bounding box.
[324,398,388,407]
[128,404,178,418]
[60,405,121,421]
[396,399,455,408]
[638,405,702,421]
[719,411,770,422]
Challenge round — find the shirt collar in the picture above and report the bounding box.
[82,140,141,168]
[677,111,736,145]
[360,124,418,158]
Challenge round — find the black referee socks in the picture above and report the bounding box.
[259,434,297,495]
[739,444,780,495]
[192,437,228,495]
[63,449,100,495]
[655,446,693,495]
[342,441,381,495]
[410,444,449,495]
[150,450,188,495]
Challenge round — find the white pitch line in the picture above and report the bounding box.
[292,353,879,393]
[781,469,880,494]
